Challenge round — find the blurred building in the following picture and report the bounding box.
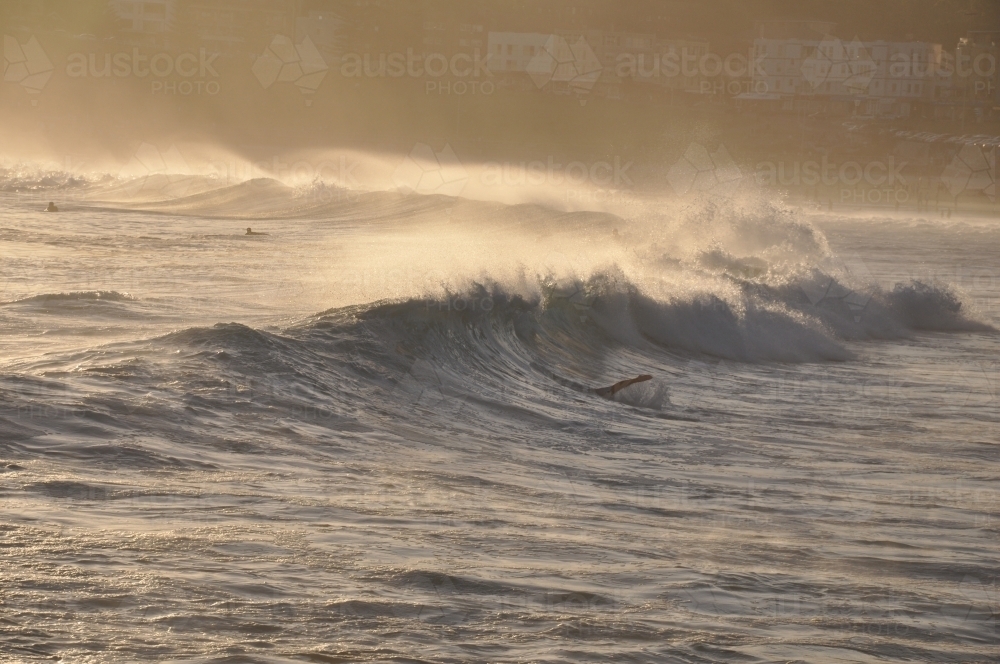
[175,0,299,52]
[296,9,347,60]
[109,0,176,35]
[754,20,836,41]
[748,21,1000,121]
[487,29,709,99]
[953,31,1000,113]
[487,32,549,73]
[422,19,485,55]
[750,21,947,119]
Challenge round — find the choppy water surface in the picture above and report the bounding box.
[1,177,998,662]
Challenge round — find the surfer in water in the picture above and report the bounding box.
[46,202,59,212]
[529,362,653,401]
[245,227,268,235]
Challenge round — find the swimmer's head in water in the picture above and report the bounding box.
[246,227,252,234]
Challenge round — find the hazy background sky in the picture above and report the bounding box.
[1,0,997,198]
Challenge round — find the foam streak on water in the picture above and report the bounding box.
[1,176,998,662]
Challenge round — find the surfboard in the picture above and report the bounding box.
[593,375,652,399]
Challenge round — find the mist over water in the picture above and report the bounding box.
[2,2,999,662]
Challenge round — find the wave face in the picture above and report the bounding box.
[7,265,988,443]
[1,186,998,663]
[0,161,360,214]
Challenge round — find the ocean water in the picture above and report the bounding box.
[1,172,998,663]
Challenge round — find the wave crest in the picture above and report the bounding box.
[3,290,137,306]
